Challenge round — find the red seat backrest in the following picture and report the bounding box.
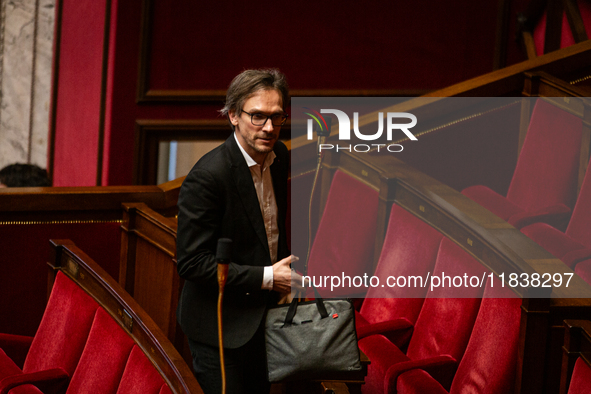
[449,283,521,394]
[568,357,591,394]
[566,157,591,249]
[360,205,443,326]
[116,346,168,394]
[307,170,379,296]
[23,271,99,376]
[406,238,485,363]
[507,99,582,212]
[66,308,135,394]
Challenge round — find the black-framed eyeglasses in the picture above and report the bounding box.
[241,110,288,126]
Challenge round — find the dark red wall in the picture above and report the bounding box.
[50,0,526,187]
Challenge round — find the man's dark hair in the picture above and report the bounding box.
[0,163,51,187]
[220,69,289,130]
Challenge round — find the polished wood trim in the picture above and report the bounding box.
[564,0,589,43]
[49,239,201,394]
[135,0,153,104]
[134,119,230,185]
[0,182,181,222]
[523,31,538,60]
[120,203,179,344]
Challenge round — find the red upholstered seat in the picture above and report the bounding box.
[356,205,443,347]
[396,282,521,394]
[533,0,591,56]
[567,357,591,394]
[23,273,99,377]
[360,238,486,394]
[462,99,582,229]
[307,170,379,297]
[0,271,100,393]
[521,157,591,271]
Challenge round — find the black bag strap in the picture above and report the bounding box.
[283,286,328,326]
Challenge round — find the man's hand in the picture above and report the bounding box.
[272,255,297,293]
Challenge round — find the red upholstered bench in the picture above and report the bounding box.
[0,240,200,394]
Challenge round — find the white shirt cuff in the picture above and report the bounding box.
[262,266,274,290]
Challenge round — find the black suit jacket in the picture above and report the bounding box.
[176,135,289,349]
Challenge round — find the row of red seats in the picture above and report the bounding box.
[304,170,521,393]
[460,99,591,284]
[0,256,185,393]
[359,206,520,393]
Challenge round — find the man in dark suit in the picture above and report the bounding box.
[176,69,294,393]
